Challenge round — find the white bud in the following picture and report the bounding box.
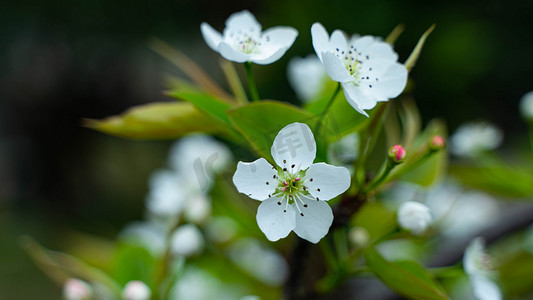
[397,201,432,235]
[122,281,151,300]
[170,224,204,257]
[520,91,533,120]
[184,194,212,224]
[63,278,92,300]
[348,226,370,248]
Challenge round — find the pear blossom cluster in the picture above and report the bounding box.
[201,10,408,117]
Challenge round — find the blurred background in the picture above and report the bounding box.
[0,0,532,298]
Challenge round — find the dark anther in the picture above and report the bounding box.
[366,76,369,79]
[284,209,287,212]
[316,197,319,201]
[317,188,321,192]
[291,164,295,168]
[269,194,271,198]
[304,204,308,207]
[283,159,286,163]
[303,186,307,191]
[292,181,297,187]
[300,213,304,216]
[266,182,269,185]
[366,55,369,59]
[273,175,276,179]
[310,178,313,182]
[277,201,281,205]
[283,168,287,171]
[369,85,373,88]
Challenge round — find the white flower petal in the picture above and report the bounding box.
[305,163,351,201]
[170,224,205,257]
[224,10,262,39]
[256,197,296,241]
[271,122,316,172]
[252,47,289,65]
[219,42,251,63]
[293,200,333,243]
[330,29,348,51]
[200,22,222,52]
[251,27,298,65]
[371,61,407,99]
[367,42,399,62]
[352,35,377,53]
[341,83,372,116]
[470,274,502,300]
[233,158,277,201]
[311,22,330,62]
[322,52,355,82]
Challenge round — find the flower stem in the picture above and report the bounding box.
[315,83,341,136]
[321,83,342,116]
[244,61,260,102]
[362,161,395,194]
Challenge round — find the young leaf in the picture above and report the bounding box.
[149,38,232,101]
[84,102,224,140]
[166,91,234,126]
[404,24,436,72]
[365,248,451,300]
[385,24,406,45]
[21,236,122,297]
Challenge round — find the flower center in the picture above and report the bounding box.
[270,167,318,217]
[334,46,362,76]
[334,45,378,89]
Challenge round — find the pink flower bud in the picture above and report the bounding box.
[388,145,406,164]
[430,135,446,150]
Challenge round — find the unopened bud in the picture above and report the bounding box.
[388,145,406,164]
[429,135,446,151]
[63,278,92,300]
[397,201,432,235]
[122,280,151,300]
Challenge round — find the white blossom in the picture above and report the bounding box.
[233,122,351,243]
[122,281,151,300]
[450,122,503,157]
[170,224,205,257]
[169,134,233,191]
[463,238,502,300]
[145,170,187,217]
[397,201,432,235]
[311,23,407,116]
[287,55,327,101]
[63,278,92,300]
[201,10,298,65]
[520,91,533,120]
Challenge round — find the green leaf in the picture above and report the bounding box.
[20,236,122,296]
[227,101,323,162]
[450,163,533,198]
[166,90,234,126]
[404,24,436,72]
[84,102,224,140]
[351,202,396,241]
[112,243,158,287]
[365,248,451,300]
